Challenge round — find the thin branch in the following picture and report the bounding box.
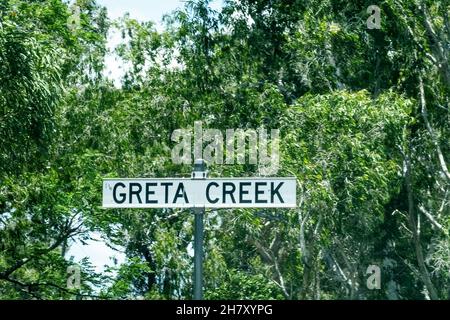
[272,257,290,299]
[328,252,352,289]
[420,4,445,59]
[253,238,290,299]
[0,218,84,278]
[404,150,439,299]
[418,3,450,87]
[0,277,43,299]
[419,77,450,181]
[0,276,103,299]
[438,189,448,215]
[418,205,447,235]
[253,239,273,263]
[0,236,66,278]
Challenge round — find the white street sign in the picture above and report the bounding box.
[102,178,296,208]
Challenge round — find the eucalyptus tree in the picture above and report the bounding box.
[0,0,108,299]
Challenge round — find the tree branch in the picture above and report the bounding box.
[418,3,450,88]
[404,151,439,299]
[0,217,84,279]
[419,77,450,181]
[418,205,447,235]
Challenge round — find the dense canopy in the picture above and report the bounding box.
[0,0,449,300]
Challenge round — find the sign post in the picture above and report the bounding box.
[191,159,207,300]
[102,161,297,300]
[193,206,204,300]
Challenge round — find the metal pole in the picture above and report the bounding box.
[192,159,207,300]
[193,207,204,300]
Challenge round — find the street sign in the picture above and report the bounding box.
[102,177,297,208]
[103,163,297,301]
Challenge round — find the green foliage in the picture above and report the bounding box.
[1,0,449,300]
[206,270,284,300]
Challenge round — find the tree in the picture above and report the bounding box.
[0,0,108,299]
[1,0,449,300]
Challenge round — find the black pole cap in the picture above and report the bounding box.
[193,159,207,172]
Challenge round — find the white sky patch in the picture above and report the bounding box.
[67,231,125,274]
[103,28,129,87]
[96,0,185,28]
[97,0,223,86]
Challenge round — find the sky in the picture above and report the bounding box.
[96,0,181,28]
[96,0,223,86]
[67,0,222,282]
[95,0,218,27]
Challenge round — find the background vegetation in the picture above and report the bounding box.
[0,0,449,299]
